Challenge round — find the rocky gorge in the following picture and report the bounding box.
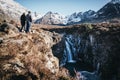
[0,22,120,80]
[45,23,120,80]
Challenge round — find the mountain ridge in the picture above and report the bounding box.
[97,0,120,19]
[0,0,120,25]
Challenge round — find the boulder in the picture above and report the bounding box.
[0,23,19,34]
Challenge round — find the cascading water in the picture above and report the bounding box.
[65,40,73,62]
[89,35,94,46]
[63,34,93,64]
[64,35,76,63]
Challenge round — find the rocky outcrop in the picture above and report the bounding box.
[0,23,66,80]
[0,22,18,34]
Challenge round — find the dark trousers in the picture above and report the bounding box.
[26,21,31,33]
[20,21,25,32]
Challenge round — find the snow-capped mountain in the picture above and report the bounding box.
[82,10,96,19]
[35,11,67,25]
[67,12,82,24]
[1,0,120,25]
[35,10,96,25]
[97,0,120,19]
[34,0,120,25]
[67,10,96,25]
[0,0,28,21]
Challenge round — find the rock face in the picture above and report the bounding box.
[0,23,61,80]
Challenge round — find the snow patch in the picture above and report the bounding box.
[0,0,27,20]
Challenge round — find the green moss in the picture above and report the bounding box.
[85,23,93,30]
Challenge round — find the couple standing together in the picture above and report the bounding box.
[20,11,32,33]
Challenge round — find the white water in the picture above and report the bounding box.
[89,35,94,46]
[65,36,76,63]
[96,63,100,74]
[65,41,73,62]
[63,34,95,64]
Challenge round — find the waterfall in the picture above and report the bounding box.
[64,35,76,63]
[65,41,72,62]
[89,34,94,46]
[63,34,95,64]
[96,63,100,74]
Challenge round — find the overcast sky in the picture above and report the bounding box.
[15,0,110,15]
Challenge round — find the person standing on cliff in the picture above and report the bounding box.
[25,11,32,33]
[20,13,26,32]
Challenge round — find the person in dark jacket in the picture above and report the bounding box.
[20,13,26,32]
[25,11,32,33]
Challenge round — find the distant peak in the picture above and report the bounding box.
[46,11,53,14]
[71,12,78,16]
[110,0,120,4]
[87,10,94,12]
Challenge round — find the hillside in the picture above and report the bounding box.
[0,21,120,80]
[0,0,27,22]
[0,22,73,80]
